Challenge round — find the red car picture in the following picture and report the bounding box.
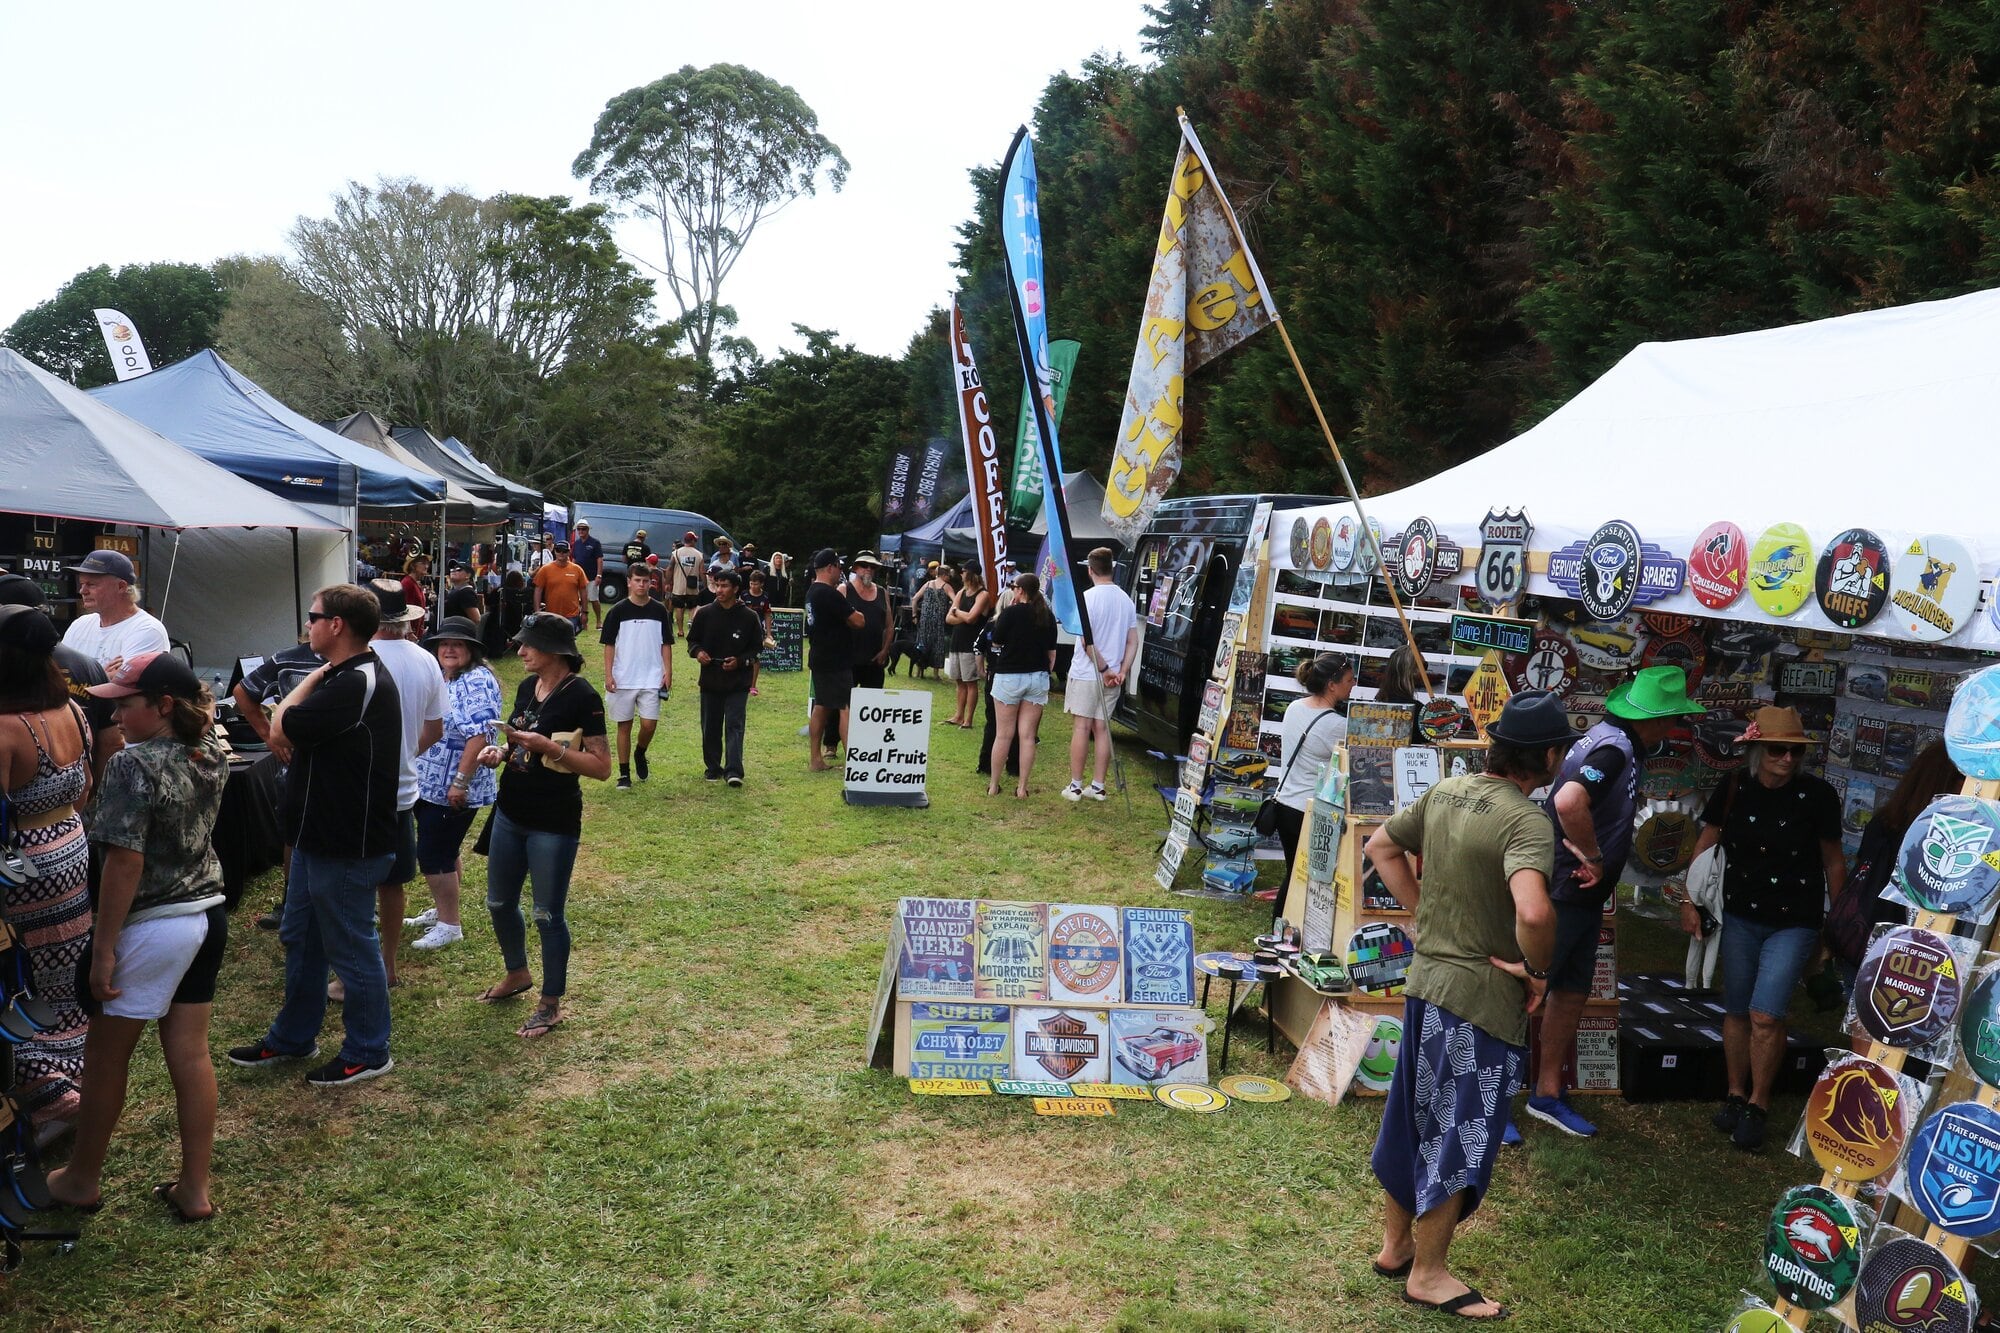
[1116,1025,1204,1080]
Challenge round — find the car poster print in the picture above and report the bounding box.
[897,898,976,1000]
[1123,906,1196,1005]
[1046,904,1123,1004]
[1110,1007,1208,1086]
[974,900,1049,1002]
[1012,1006,1110,1083]
[908,1002,1013,1081]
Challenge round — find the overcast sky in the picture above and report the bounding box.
[2,0,1152,360]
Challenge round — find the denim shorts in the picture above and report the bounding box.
[414,799,480,876]
[1720,913,1820,1019]
[991,671,1050,707]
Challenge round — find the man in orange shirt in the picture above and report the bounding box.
[532,541,591,632]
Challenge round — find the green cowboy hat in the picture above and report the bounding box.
[1605,665,1706,720]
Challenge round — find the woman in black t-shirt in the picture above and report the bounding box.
[1688,706,1843,1151]
[943,569,993,728]
[474,614,609,1039]
[986,574,1059,799]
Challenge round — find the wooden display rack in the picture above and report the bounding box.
[1770,775,2000,1330]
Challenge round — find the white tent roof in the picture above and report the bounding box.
[1273,288,2000,647]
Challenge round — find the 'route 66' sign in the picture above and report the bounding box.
[1476,508,1533,613]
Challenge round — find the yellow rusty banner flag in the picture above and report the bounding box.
[1101,118,1275,543]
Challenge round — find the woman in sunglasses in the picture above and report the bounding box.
[1687,706,1843,1152]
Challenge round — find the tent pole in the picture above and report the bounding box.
[291,527,302,635]
[160,530,182,621]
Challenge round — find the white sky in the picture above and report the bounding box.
[1,0,1151,359]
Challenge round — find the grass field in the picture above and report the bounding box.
[24,659,1824,1331]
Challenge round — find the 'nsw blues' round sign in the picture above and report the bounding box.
[1908,1101,2000,1238]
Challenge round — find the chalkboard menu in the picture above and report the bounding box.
[761,607,803,672]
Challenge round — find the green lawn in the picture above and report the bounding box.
[31,661,1815,1331]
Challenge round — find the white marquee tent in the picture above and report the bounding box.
[1270,288,2000,649]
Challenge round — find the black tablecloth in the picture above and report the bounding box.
[214,752,286,906]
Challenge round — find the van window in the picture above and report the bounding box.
[1136,534,1214,648]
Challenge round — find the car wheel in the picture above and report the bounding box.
[599,571,625,603]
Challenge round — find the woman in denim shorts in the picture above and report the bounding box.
[1687,706,1843,1152]
[985,575,1058,799]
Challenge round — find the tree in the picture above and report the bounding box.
[573,64,849,367]
[3,261,227,386]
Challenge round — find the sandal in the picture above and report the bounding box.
[1402,1287,1510,1321]
[153,1180,214,1224]
[1373,1258,1414,1279]
[517,1006,565,1039]
[478,981,533,1004]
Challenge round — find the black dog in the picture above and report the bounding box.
[885,634,924,676]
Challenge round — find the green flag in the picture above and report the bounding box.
[1006,338,1079,527]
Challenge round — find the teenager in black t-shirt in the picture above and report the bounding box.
[473,613,609,1040]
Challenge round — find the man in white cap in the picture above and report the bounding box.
[570,520,605,630]
[62,549,170,670]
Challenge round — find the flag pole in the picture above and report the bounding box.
[1176,108,1428,677]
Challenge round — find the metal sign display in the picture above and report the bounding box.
[1474,507,1532,612]
[1448,612,1536,657]
[1546,520,1685,620]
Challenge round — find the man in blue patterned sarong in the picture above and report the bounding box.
[1363,690,1570,1321]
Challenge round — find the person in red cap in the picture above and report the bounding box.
[668,532,706,638]
[48,651,229,1220]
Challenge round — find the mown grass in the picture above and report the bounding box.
[22,660,1819,1331]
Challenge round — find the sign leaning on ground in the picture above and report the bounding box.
[844,688,932,808]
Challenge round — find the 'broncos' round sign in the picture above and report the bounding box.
[1803,1054,1907,1181]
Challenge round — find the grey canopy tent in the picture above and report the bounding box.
[325,413,507,526]
[0,348,346,668]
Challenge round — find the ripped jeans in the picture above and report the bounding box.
[484,809,580,998]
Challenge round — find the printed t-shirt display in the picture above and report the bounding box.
[1380,773,1556,1047]
[1700,772,1842,926]
[497,674,606,838]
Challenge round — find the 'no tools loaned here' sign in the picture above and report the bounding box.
[845,688,931,808]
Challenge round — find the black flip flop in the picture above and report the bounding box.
[1403,1288,1510,1321]
[1373,1258,1414,1279]
[477,981,533,1004]
[153,1181,213,1224]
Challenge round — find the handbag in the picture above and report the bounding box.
[1254,706,1338,836]
[1826,820,1895,965]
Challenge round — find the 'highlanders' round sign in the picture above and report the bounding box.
[1803,1054,1907,1181]
[1961,966,2000,1089]
[1855,926,1962,1047]
[1910,1101,2000,1237]
[1891,534,1981,643]
[1345,923,1414,998]
[1897,794,2000,915]
[1854,1236,1972,1333]
[1815,527,1891,629]
[1764,1184,1862,1310]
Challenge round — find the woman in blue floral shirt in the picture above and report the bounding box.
[404,617,502,952]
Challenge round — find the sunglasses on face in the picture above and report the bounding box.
[306,611,337,624]
[1766,744,1806,759]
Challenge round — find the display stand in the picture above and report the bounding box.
[1769,772,2000,1330]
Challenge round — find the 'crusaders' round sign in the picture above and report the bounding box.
[1855,926,1963,1047]
[1687,521,1748,610]
[1763,1184,1861,1310]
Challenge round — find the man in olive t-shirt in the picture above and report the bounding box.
[1360,690,1567,1323]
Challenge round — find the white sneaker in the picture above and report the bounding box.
[1085,783,1109,802]
[1062,781,1085,802]
[411,922,464,951]
[404,907,438,929]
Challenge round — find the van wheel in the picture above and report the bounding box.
[599,572,625,603]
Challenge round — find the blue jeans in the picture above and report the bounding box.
[485,809,579,997]
[1720,913,1819,1019]
[268,848,396,1065]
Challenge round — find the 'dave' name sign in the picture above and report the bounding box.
[844,688,931,808]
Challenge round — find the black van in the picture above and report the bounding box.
[1117,492,1333,755]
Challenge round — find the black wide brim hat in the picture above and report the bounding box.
[424,616,484,648]
[1485,690,1576,749]
[512,613,583,667]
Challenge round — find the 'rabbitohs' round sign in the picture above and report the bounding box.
[1854,1235,1973,1333]
[1855,925,1963,1047]
[1764,1184,1862,1310]
[1896,794,2000,915]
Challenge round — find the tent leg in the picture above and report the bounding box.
[160,530,182,621]
[291,528,302,634]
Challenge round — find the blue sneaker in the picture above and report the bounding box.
[1503,1120,1523,1147]
[1524,1095,1597,1138]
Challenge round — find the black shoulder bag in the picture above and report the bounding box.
[1254,706,1337,836]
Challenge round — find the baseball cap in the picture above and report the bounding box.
[67,550,136,582]
[684,531,698,542]
[553,540,571,553]
[88,650,202,701]
[574,519,590,529]
[0,575,46,608]
[812,548,841,571]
